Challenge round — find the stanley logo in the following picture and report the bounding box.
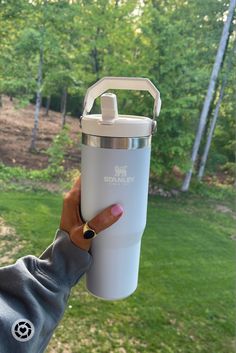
[104,165,135,184]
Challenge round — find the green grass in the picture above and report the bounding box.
[0,191,235,353]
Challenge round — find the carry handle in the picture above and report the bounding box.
[81,77,161,133]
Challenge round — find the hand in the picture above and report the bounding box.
[60,177,124,251]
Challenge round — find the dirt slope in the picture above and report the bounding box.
[0,96,81,170]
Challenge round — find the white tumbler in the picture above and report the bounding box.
[80,77,161,300]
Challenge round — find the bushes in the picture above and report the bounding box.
[0,126,73,187]
[46,125,72,177]
[0,163,52,182]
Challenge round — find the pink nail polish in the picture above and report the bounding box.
[111,204,124,217]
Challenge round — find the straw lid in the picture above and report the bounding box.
[82,114,153,137]
[81,77,161,138]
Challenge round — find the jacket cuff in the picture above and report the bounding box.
[38,229,92,287]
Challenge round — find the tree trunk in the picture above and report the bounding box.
[45,95,51,117]
[92,46,100,80]
[197,80,227,180]
[61,87,67,127]
[181,0,236,191]
[0,95,2,108]
[30,47,43,151]
[91,27,101,80]
[60,91,64,113]
[198,40,236,180]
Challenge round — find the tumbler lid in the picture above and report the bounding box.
[80,77,161,137]
[82,113,153,137]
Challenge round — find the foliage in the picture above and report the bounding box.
[188,179,236,203]
[0,163,51,183]
[0,126,72,185]
[46,125,72,177]
[0,190,235,352]
[221,162,236,175]
[0,0,235,180]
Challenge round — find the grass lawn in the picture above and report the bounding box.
[0,190,235,353]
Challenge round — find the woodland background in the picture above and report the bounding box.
[0,0,235,191]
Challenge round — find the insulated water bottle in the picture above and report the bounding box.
[80,77,161,300]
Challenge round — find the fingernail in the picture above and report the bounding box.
[111,204,124,217]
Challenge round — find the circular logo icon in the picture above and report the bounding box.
[11,319,35,342]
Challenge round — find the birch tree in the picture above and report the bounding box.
[198,39,236,180]
[181,0,236,191]
[197,77,227,180]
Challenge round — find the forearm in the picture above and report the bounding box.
[0,230,92,353]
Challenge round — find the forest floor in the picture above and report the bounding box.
[0,96,81,170]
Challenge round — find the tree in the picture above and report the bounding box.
[197,77,227,180]
[30,45,43,151]
[41,1,81,126]
[132,0,231,178]
[44,95,51,117]
[197,39,236,180]
[0,1,34,105]
[181,0,236,191]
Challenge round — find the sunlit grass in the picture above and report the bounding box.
[0,191,235,353]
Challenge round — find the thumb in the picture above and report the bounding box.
[70,204,124,251]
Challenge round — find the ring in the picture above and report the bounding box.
[83,222,96,240]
